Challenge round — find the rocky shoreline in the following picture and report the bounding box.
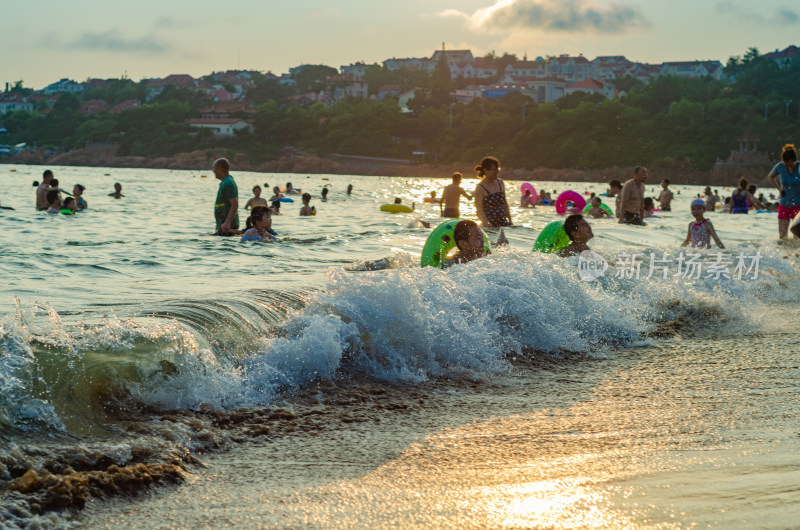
[1,145,774,187]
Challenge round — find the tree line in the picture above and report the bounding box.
[1,47,799,170]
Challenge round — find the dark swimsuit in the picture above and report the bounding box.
[622,211,646,225]
[480,182,511,227]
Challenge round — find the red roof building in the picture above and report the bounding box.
[79,100,111,115]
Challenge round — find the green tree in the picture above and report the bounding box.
[53,92,81,111]
[293,65,338,92]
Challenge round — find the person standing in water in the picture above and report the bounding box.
[657,178,673,211]
[618,166,647,225]
[767,144,800,238]
[36,170,54,210]
[73,184,87,210]
[473,156,512,227]
[682,199,724,248]
[108,183,125,198]
[244,185,268,210]
[730,177,753,215]
[299,193,315,216]
[441,172,473,218]
[347,184,353,195]
[704,186,717,211]
[213,158,239,235]
[607,179,622,220]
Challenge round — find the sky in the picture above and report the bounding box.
[2,0,798,90]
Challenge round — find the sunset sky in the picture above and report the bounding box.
[3,0,798,89]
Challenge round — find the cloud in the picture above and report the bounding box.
[64,29,169,54]
[153,17,188,30]
[439,0,649,34]
[714,1,799,25]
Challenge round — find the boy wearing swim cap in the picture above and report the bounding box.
[682,199,724,249]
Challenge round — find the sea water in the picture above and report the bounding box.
[1,165,799,528]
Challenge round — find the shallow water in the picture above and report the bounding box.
[1,164,798,528]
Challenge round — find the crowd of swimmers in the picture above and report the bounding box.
[427,145,800,265]
[211,157,354,241]
[209,144,800,260]
[30,169,125,215]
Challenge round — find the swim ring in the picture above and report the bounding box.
[381,204,414,213]
[420,219,491,268]
[582,203,614,216]
[554,191,587,214]
[423,197,442,203]
[520,183,538,203]
[532,221,569,254]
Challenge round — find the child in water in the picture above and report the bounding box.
[643,197,656,217]
[584,197,611,218]
[446,220,489,265]
[46,190,61,213]
[73,184,87,210]
[269,186,284,202]
[61,197,76,215]
[558,214,594,257]
[241,206,276,241]
[682,198,724,249]
[299,193,315,216]
[521,189,535,208]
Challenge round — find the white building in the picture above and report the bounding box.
[43,78,84,96]
[546,55,593,84]
[660,61,724,80]
[0,95,34,115]
[383,57,436,73]
[340,62,376,77]
[565,78,616,99]
[328,74,368,100]
[504,61,546,79]
[187,118,254,137]
[450,58,498,80]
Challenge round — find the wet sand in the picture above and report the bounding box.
[81,309,800,529]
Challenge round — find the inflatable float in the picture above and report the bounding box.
[582,203,614,216]
[520,182,538,203]
[532,221,569,254]
[554,191,587,214]
[420,219,491,268]
[381,204,414,213]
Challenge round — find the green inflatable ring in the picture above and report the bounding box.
[582,203,613,216]
[532,220,569,253]
[420,219,491,268]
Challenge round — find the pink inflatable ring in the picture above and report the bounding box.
[520,182,538,203]
[555,190,587,214]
